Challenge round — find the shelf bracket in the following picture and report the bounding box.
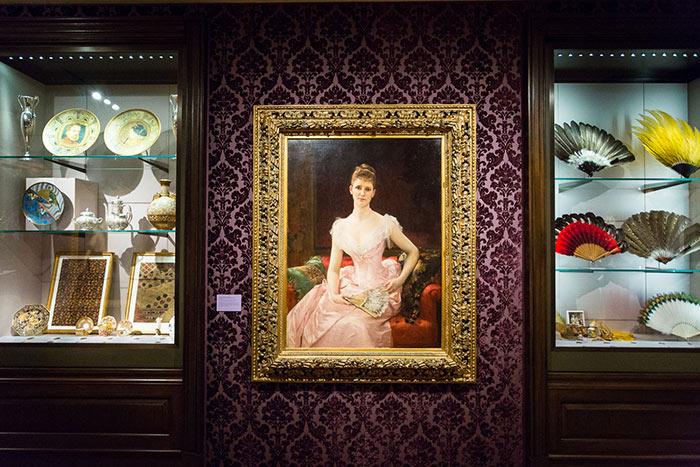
[639,179,691,193]
[138,157,169,173]
[558,179,592,193]
[48,157,86,174]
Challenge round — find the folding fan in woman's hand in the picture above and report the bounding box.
[344,287,389,318]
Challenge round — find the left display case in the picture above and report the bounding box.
[1,50,178,344]
[0,18,205,462]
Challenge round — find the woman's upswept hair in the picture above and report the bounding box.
[350,163,377,187]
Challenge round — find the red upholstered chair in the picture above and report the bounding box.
[286,255,440,347]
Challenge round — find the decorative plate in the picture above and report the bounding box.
[104,109,161,156]
[42,108,100,156]
[22,181,65,225]
[11,304,50,336]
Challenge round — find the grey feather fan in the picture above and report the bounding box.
[555,121,636,176]
[622,210,700,264]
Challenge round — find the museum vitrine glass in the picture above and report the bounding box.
[0,51,178,345]
[553,48,700,350]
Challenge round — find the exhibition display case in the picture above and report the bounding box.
[0,18,205,461]
[0,50,178,345]
[529,17,700,463]
[553,48,700,350]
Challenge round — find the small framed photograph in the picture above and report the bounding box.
[47,252,114,333]
[566,310,586,326]
[125,252,175,334]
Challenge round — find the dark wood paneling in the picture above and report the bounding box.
[0,372,183,451]
[547,378,700,459]
[0,398,169,433]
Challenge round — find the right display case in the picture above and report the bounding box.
[554,48,700,350]
[530,18,700,464]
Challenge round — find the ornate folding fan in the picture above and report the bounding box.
[639,292,700,339]
[634,110,700,178]
[554,121,636,176]
[622,210,700,264]
[554,212,624,261]
[344,287,388,318]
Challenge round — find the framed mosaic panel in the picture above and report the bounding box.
[125,252,176,334]
[46,252,114,333]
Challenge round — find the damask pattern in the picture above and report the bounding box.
[0,2,528,465]
[207,4,524,465]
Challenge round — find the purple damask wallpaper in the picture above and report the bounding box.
[206,4,524,466]
[0,2,526,465]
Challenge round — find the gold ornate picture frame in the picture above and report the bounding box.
[125,252,176,334]
[252,104,477,383]
[46,252,113,333]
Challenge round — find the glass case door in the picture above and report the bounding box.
[0,50,179,346]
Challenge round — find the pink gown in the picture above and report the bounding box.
[286,214,403,348]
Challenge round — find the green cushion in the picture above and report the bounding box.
[288,256,326,300]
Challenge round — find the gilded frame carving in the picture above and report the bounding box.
[252,104,477,383]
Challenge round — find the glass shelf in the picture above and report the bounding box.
[0,154,176,159]
[0,229,175,234]
[0,335,174,345]
[556,267,700,273]
[0,154,175,173]
[555,177,697,193]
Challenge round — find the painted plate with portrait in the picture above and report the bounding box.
[104,109,161,156]
[42,108,100,157]
[22,181,65,225]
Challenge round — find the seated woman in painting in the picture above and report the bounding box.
[286,163,419,348]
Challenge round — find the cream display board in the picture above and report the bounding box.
[125,252,175,334]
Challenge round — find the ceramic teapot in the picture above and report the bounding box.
[104,197,132,230]
[73,208,103,230]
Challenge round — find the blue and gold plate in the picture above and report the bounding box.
[22,182,65,225]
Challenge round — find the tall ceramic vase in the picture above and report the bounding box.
[18,95,39,160]
[147,179,176,230]
[169,94,178,140]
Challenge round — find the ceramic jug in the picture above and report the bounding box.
[73,208,103,230]
[147,179,176,230]
[104,197,132,230]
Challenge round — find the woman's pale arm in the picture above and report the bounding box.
[326,239,347,304]
[384,227,419,293]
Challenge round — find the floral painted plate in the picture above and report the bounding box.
[11,304,50,336]
[42,108,100,156]
[104,109,161,156]
[22,181,65,225]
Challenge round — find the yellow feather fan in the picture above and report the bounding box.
[634,110,700,177]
